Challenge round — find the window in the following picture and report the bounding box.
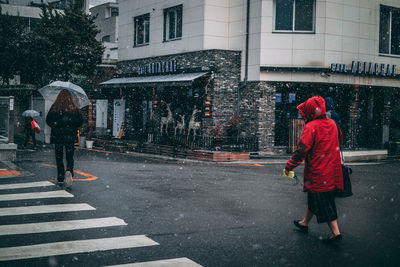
[134,14,150,47]
[102,35,110,43]
[111,7,119,17]
[274,0,315,32]
[379,5,400,56]
[164,5,182,41]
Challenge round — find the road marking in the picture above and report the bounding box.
[104,257,203,267]
[0,217,127,236]
[40,164,98,181]
[0,190,73,201]
[0,170,21,177]
[0,181,54,190]
[0,235,159,261]
[0,203,95,216]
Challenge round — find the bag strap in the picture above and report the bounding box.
[334,121,345,164]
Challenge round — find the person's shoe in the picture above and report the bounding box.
[65,171,73,187]
[323,234,343,244]
[294,220,308,233]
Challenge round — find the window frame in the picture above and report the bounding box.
[379,5,400,57]
[101,35,111,43]
[273,0,316,33]
[134,13,150,47]
[163,5,183,42]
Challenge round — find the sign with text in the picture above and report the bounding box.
[331,61,397,77]
[113,99,125,138]
[137,60,177,75]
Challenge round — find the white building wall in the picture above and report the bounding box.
[118,0,247,61]
[118,0,206,61]
[0,4,42,18]
[258,0,400,87]
[117,0,400,86]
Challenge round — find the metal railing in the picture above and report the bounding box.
[150,133,258,152]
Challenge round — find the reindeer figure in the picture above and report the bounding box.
[187,108,201,140]
[174,114,185,136]
[160,102,174,134]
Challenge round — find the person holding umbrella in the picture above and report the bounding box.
[284,96,344,244]
[22,110,41,149]
[23,117,37,149]
[46,89,83,186]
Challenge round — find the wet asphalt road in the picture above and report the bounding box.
[1,147,399,267]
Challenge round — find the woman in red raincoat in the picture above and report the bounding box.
[284,96,344,243]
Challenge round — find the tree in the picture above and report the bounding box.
[0,7,25,85]
[25,4,104,86]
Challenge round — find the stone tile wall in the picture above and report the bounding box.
[117,49,241,137]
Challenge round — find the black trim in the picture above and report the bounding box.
[260,66,400,79]
[260,66,329,72]
[115,67,214,78]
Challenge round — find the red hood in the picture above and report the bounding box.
[297,96,326,122]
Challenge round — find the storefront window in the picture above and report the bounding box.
[274,0,315,32]
[379,5,400,56]
[134,13,150,46]
[163,5,182,41]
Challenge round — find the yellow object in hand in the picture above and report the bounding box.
[283,169,295,179]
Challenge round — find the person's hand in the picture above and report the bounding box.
[284,168,290,176]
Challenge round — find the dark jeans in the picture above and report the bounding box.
[55,143,75,181]
[24,132,36,147]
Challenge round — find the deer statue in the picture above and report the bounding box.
[160,102,174,134]
[187,107,201,140]
[174,114,185,136]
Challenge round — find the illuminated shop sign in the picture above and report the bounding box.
[137,60,177,75]
[331,61,397,77]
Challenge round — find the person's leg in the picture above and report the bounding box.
[328,219,340,237]
[32,133,37,147]
[55,144,65,181]
[24,132,29,146]
[299,207,314,226]
[65,143,75,177]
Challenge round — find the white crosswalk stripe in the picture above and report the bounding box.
[0,203,95,216]
[0,180,203,266]
[104,257,203,267]
[0,181,54,190]
[0,217,127,236]
[0,235,159,261]
[0,190,73,201]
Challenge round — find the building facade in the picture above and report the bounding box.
[90,1,118,65]
[101,0,400,152]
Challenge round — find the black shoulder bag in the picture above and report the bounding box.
[334,125,353,198]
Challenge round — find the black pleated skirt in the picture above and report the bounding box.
[307,191,337,224]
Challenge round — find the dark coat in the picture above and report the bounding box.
[46,110,83,144]
[325,97,342,145]
[285,96,343,193]
[24,118,35,134]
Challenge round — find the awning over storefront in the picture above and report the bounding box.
[100,72,209,88]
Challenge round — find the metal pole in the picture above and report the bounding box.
[9,96,15,144]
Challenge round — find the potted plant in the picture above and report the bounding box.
[85,126,95,149]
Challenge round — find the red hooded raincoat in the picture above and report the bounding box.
[285,96,343,193]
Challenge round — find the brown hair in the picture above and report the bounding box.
[49,89,80,113]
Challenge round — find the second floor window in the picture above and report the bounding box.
[101,35,110,43]
[274,0,315,32]
[164,5,182,41]
[134,14,150,46]
[379,5,400,56]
